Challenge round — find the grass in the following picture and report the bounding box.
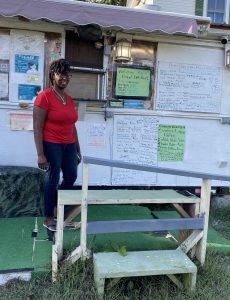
[210,206,230,240]
[0,251,230,300]
[1,207,230,300]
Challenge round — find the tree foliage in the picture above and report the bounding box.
[90,0,126,6]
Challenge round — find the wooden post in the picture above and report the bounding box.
[80,162,89,259]
[182,272,197,292]
[195,179,211,265]
[56,203,64,260]
[52,245,58,282]
[178,230,203,254]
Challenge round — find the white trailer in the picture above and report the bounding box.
[0,0,229,190]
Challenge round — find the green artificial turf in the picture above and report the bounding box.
[0,217,51,273]
[63,205,176,253]
[153,210,230,254]
[1,205,230,277]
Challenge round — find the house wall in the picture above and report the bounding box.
[195,0,204,16]
[145,0,196,15]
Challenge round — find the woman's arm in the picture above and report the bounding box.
[73,125,82,162]
[33,106,48,170]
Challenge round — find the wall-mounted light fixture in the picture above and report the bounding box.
[115,39,132,62]
[226,49,230,67]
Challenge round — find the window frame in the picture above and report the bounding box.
[65,30,106,102]
[206,0,229,24]
[67,66,107,102]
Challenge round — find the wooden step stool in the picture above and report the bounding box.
[94,249,197,299]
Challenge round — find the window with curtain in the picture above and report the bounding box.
[207,0,225,23]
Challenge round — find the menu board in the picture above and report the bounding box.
[113,65,151,99]
[156,61,222,113]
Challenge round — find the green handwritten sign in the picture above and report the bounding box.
[115,67,151,98]
[158,125,185,161]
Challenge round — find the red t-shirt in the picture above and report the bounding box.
[34,88,78,144]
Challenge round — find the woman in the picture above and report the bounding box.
[33,59,81,231]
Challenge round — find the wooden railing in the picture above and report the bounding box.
[83,156,230,181]
[53,156,230,281]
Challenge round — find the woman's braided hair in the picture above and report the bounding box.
[49,58,71,85]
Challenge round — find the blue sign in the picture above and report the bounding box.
[18,84,41,101]
[15,54,39,74]
[124,100,144,108]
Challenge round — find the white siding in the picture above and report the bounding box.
[147,0,196,15]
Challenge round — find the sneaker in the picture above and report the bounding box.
[43,223,56,232]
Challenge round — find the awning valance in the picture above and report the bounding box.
[0,0,209,36]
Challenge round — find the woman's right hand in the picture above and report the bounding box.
[38,154,48,170]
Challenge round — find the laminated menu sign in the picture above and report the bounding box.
[158,125,185,161]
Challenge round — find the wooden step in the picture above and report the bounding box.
[58,189,199,205]
[94,249,197,299]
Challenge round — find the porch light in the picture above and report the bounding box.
[226,50,230,67]
[115,39,131,62]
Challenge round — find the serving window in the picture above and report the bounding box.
[66,71,103,100]
[65,30,105,103]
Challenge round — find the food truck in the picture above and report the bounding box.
[0,0,230,190]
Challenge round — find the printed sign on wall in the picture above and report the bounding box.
[18,84,41,101]
[9,112,33,131]
[15,54,39,74]
[9,30,44,102]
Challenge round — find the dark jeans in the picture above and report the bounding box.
[43,141,78,217]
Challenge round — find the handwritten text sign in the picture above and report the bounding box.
[158,125,185,161]
[115,67,151,98]
[156,62,222,113]
[112,115,158,185]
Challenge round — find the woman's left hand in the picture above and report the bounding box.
[77,152,82,164]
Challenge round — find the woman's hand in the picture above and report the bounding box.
[77,152,82,164]
[38,154,49,170]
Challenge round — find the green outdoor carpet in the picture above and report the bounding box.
[0,205,230,276]
[0,217,51,274]
[63,205,176,253]
[153,211,230,255]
